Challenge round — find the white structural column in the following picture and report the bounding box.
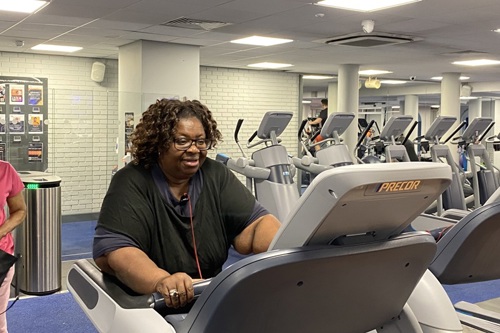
[440,73,461,118]
[337,64,360,158]
[404,95,419,141]
[117,40,200,165]
[441,72,461,162]
[468,98,482,120]
[327,82,338,113]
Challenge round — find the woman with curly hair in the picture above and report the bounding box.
[93,99,280,310]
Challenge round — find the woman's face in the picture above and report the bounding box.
[159,117,208,181]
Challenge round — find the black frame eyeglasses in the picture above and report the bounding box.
[173,138,212,151]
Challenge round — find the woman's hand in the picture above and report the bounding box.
[155,273,195,308]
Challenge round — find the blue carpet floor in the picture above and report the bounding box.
[7,292,97,333]
[62,220,96,261]
[444,279,500,305]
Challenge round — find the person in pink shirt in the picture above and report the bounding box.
[0,161,26,333]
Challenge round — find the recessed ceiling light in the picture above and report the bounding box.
[315,0,421,12]
[452,59,500,66]
[303,75,335,80]
[380,80,406,84]
[231,36,293,46]
[0,0,48,13]
[247,62,293,69]
[31,44,83,53]
[431,76,470,81]
[359,69,392,75]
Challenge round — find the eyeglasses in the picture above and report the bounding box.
[173,138,212,151]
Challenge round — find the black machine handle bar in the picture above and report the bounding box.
[298,119,308,140]
[402,121,419,146]
[443,120,467,144]
[151,279,212,312]
[248,130,258,143]
[478,121,495,142]
[356,119,376,148]
[234,119,244,143]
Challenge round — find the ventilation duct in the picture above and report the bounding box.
[161,17,232,31]
[323,32,419,47]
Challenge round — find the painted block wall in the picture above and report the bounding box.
[200,66,301,185]
[0,51,119,215]
[0,52,301,216]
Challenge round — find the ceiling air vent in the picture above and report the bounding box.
[324,33,418,47]
[161,17,232,31]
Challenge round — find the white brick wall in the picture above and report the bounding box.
[0,52,301,216]
[200,66,301,185]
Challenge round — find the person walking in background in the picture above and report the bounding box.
[0,161,26,333]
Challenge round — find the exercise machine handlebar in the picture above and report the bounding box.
[478,121,495,143]
[402,121,419,146]
[356,119,376,149]
[150,279,213,312]
[443,120,467,144]
[234,119,247,158]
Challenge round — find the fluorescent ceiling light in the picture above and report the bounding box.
[231,36,293,46]
[359,69,392,75]
[315,0,421,12]
[31,44,82,53]
[247,62,293,69]
[460,96,478,100]
[380,80,406,84]
[303,75,335,80]
[452,59,500,66]
[431,76,470,81]
[0,0,48,13]
[302,100,312,104]
[431,105,440,108]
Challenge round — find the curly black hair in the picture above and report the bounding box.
[131,99,222,169]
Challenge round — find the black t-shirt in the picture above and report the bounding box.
[96,158,258,278]
[318,108,328,127]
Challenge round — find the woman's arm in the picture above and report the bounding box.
[0,191,26,239]
[96,247,195,308]
[233,214,280,254]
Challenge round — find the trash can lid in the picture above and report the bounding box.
[18,171,62,187]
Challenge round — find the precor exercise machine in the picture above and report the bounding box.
[417,116,469,216]
[455,117,499,208]
[292,112,355,176]
[68,162,464,333]
[356,115,415,163]
[217,111,299,221]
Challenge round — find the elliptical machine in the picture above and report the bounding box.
[451,117,498,208]
[292,112,355,176]
[217,111,299,221]
[416,116,469,217]
[356,115,415,163]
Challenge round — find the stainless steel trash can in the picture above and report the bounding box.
[15,171,62,295]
